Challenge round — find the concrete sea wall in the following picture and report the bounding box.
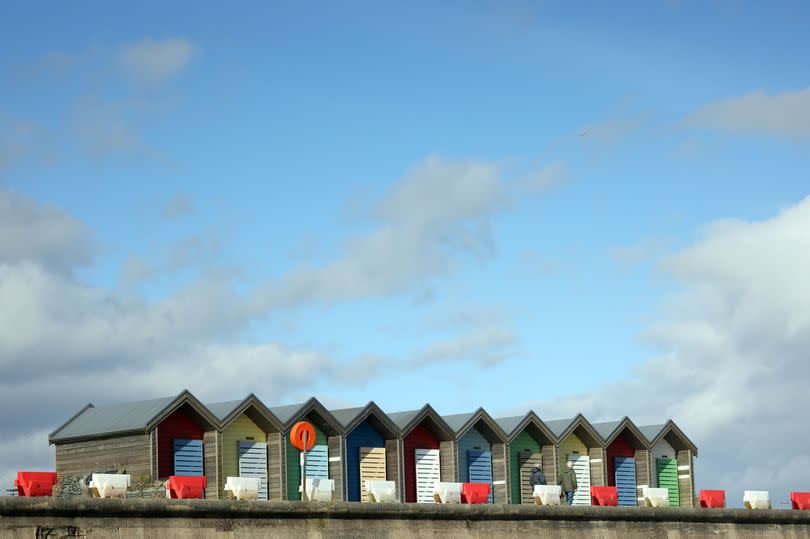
[2,497,809,538]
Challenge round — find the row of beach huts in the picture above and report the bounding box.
[42,390,700,506]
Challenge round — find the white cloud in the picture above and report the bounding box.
[263,156,564,308]
[683,86,810,139]
[515,196,810,505]
[419,325,519,367]
[0,190,93,270]
[120,38,196,85]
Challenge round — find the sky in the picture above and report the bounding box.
[1,0,809,506]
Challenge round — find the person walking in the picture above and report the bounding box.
[559,460,578,505]
[529,466,547,493]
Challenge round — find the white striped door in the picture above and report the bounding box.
[568,453,591,506]
[304,444,329,480]
[238,442,268,500]
[415,448,441,503]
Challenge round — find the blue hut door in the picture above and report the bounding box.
[239,442,268,500]
[173,439,203,476]
[304,444,329,480]
[468,450,494,504]
[613,456,637,506]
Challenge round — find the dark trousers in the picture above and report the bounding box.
[565,490,575,505]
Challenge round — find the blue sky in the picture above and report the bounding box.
[2,1,810,503]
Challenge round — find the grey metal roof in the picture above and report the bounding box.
[638,424,665,443]
[51,395,177,441]
[205,400,244,422]
[329,407,365,428]
[592,420,622,441]
[544,417,575,438]
[442,412,475,434]
[269,402,307,425]
[494,415,526,437]
[387,409,421,430]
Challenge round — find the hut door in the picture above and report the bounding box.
[304,444,329,480]
[359,447,386,502]
[567,453,591,506]
[239,442,268,500]
[613,456,636,506]
[656,458,680,507]
[519,452,543,504]
[468,450,493,504]
[173,439,203,476]
[415,448,440,503]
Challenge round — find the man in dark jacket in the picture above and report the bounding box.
[529,466,546,490]
[559,460,578,505]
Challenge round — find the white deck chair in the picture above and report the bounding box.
[301,478,334,501]
[224,476,260,500]
[641,486,670,508]
[89,473,130,499]
[433,482,462,504]
[365,480,396,503]
[533,485,562,506]
[743,491,771,509]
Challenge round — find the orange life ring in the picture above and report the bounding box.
[290,421,316,451]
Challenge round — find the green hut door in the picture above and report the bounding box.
[656,458,679,507]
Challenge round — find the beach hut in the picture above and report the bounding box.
[495,412,558,504]
[330,402,401,502]
[545,415,606,506]
[592,418,651,506]
[49,390,220,498]
[388,405,455,503]
[640,421,698,508]
[270,398,345,501]
[442,408,509,504]
[206,394,284,500]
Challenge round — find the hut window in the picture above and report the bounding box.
[246,436,255,441]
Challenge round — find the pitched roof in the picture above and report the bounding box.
[387,405,454,440]
[544,417,575,438]
[638,424,665,443]
[269,397,343,434]
[592,420,622,441]
[50,395,178,442]
[330,407,365,428]
[442,412,476,433]
[387,409,421,430]
[269,402,308,425]
[494,415,526,437]
[206,400,244,422]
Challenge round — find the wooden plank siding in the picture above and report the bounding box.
[384,438,400,500]
[203,430,218,499]
[328,435,344,502]
[677,449,695,508]
[541,444,558,488]
[439,440,456,483]
[634,448,650,506]
[491,442,508,504]
[55,433,151,479]
[589,446,606,487]
[150,429,158,480]
[267,432,284,501]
